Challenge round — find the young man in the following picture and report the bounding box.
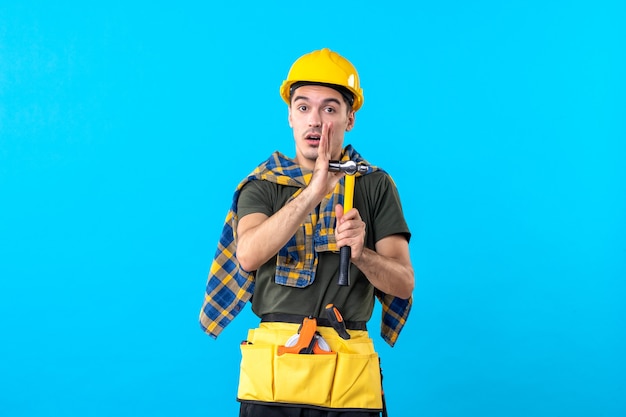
[200,48,414,417]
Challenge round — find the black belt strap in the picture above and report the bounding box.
[261,313,367,331]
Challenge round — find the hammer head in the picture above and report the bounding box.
[328,160,369,175]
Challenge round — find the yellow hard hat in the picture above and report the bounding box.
[280,48,364,111]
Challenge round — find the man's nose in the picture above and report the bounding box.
[308,110,322,127]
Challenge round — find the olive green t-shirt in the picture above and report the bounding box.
[237,171,410,322]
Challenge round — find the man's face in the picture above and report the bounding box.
[288,85,355,170]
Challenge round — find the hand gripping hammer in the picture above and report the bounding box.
[328,160,369,286]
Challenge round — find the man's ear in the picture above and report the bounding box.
[345,110,356,132]
[288,106,293,128]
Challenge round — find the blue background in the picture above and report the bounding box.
[1,1,625,416]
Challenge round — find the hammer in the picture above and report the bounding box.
[328,160,369,286]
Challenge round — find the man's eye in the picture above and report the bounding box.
[324,107,335,113]
[298,105,307,111]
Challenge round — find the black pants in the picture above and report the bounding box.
[239,402,380,417]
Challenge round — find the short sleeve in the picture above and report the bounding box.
[237,180,275,218]
[361,171,411,244]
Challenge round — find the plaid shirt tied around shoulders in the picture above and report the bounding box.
[199,145,412,347]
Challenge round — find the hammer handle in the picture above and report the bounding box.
[338,247,351,286]
[338,175,355,286]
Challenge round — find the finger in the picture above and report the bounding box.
[347,208,361,221]
[335,204,344,224]
[339,208,360,222]
[326,121,334,148]
[320,122,331,158]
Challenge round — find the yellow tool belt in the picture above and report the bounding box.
[237,322,383,411]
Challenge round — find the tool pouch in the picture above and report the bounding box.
[237,323,383,411]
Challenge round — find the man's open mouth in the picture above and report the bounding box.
[305,130,322,142]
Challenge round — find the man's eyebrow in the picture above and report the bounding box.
[292,96,342,106]
[322,97,342,106]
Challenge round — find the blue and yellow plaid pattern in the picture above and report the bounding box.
[199,145,412,347]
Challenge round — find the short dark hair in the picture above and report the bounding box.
[289,81,355,111]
